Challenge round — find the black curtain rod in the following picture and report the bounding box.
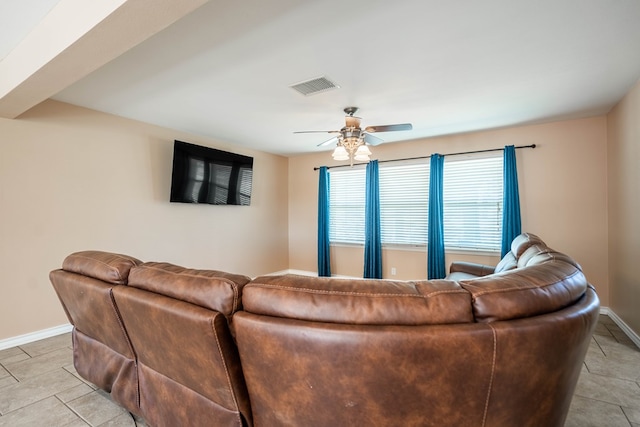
[313,144,536,171]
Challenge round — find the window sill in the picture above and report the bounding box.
[330,242,364,248]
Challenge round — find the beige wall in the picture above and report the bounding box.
[0,100,289,340]
[288,117,609,303]
[607,78,640,335]
[0,99,615,342]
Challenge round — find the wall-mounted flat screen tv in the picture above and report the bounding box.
[170,140,253,205]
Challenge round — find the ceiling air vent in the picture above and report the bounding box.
[290,76,339,96]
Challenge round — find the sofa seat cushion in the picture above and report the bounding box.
[446,271,483,281]
[62,251,141,285]
[460,256,588,322]
[128,262,251,316]
[243,274,474,325]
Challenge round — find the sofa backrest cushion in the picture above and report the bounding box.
[242,275,474,325]
[516,244,553,268]
[510,232,546,258]
[62,251,141,285]
[493,233,547,274]
[494,252,517,273]
[128,262,251,316]
[526,250,582,269]
[460,253,587,322]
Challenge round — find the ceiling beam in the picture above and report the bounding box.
[0,0,210,119]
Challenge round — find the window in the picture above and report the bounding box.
[328,152,503,252]
[379,162,429,246]
[329,167,366,244]
[329,161,429,246]
[443,154,503,252]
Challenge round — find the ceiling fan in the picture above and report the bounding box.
[294,107,412,166]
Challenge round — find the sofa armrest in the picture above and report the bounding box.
[449,261,495,277]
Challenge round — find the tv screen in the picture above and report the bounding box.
[170,140,253,205]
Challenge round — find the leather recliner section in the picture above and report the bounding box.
[49,251,141,414]
[112,262,252,427]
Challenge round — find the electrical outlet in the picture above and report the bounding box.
[391,267,397,276]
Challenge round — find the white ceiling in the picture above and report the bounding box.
[5,0,640,156]
[0,0,61,60]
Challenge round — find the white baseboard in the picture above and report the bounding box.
[600,306,640,349]
[0,323,73,351]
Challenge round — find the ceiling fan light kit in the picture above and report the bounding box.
[331,145,350,161]
[333,134,369,166]
[296,107,412,166]
[354,144,372,158]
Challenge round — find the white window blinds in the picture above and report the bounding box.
[329,161,429,246]
[443,154,503,252]
[328,152,504,252]
[329,167,366,244]
[379,162,429,246]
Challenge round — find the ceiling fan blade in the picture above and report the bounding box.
[293,130,341,134]
[364,123,413,133]
[364,133,385,146]
[317,136,338,147]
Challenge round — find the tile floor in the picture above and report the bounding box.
[0,315,638,426]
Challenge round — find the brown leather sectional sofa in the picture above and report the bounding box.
[49,233,599,427]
